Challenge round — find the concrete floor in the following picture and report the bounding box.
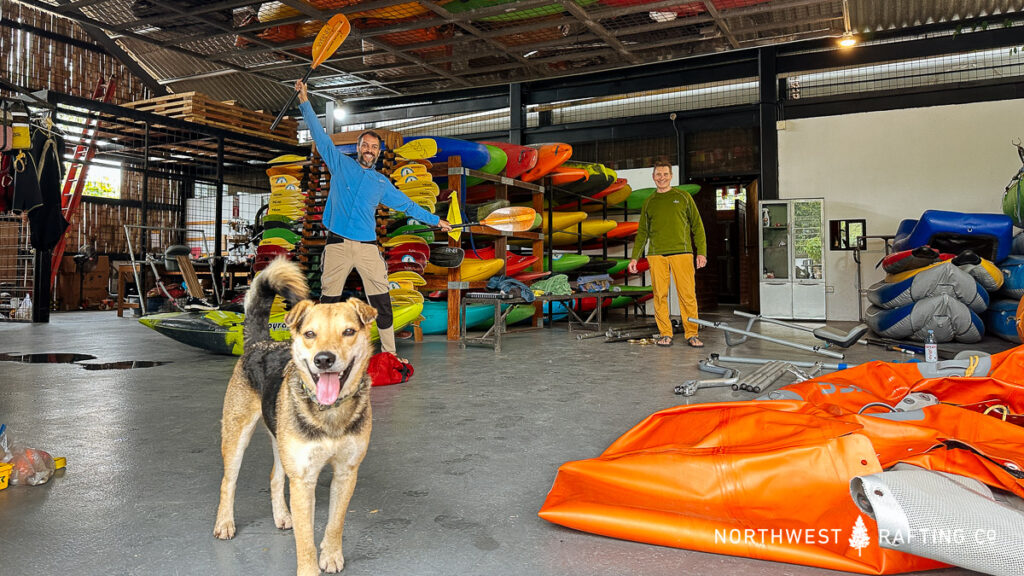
[0,308,1007,576]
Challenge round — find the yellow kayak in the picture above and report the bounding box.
[424,258,504,281]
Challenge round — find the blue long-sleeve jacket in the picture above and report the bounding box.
[299,101,439,241]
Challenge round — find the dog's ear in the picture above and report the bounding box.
[284,299,315,331]
[347,297,378,327]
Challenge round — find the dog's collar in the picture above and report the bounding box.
[302,360,367,410]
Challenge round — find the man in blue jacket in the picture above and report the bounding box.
[297,80,451,360]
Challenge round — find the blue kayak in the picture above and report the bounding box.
[405,136,491,170]
[420,301,495,334]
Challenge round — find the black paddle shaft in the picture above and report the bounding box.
[270,67,315,132]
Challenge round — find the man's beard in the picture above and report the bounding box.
[358,152,378,168]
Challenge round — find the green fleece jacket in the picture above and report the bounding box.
[631,188,707,260]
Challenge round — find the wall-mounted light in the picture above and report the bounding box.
[333,105,347,122]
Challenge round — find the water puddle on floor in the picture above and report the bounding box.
[79,361,166,370]
[0,353,166,370]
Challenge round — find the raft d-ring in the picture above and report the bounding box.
[983,404,1010,421]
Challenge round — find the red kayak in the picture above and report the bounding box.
[581,221,639,249]
[611,257,649,278]
[512,270,550,283]
[554,178,628,210]
[464,246,539,276]
[387,242,430,261]
[878,245,954,274]
[480,141,538,179]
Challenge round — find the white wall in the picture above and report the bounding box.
[778,99,1023,321]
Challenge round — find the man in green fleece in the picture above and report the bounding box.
[628,161,707,347]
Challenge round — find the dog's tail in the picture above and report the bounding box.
[244,258,309,348]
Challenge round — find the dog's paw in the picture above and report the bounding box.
[319,550,345,573]
[274,512,293,530]
[213,520,236,540]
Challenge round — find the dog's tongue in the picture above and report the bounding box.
[316,372,341,405]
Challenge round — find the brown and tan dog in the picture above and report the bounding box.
[213,258,377,575]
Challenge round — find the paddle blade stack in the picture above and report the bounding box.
[391,157,439,213]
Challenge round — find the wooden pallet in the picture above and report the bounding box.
[123,92,299,145]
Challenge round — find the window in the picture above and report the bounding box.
[81,164,121,199]
[716,184,747,211]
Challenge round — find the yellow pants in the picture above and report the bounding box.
[647,254,699,339]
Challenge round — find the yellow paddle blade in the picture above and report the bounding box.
[268,154,307,165]
[390,163,428,180]
[394,138,437,160]
[447,189,463,242]
[311,14,351,69]
[398,173,433,185]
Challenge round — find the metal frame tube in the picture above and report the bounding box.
[711,354,852,371]
[690,317,845,358]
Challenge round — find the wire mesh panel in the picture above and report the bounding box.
[571,135,677,170]
[782,32,1024,101]
[0,215,35,322]
[527,78,759,127]
[379,107,511,138]
[686,127,759,177]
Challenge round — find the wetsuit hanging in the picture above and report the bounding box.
[24,125,69,250]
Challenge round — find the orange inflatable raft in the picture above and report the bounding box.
[539,347,1024,574]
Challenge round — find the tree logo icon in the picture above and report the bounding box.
[849,515,871,556]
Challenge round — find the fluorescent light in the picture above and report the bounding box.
[523,50,538,58]
[650,11,677,23]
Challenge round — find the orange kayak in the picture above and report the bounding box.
[521,143,572,182]
[548,166,589,187]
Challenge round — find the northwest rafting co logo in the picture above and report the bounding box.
[713,517,872,551]
[849,516,871,556]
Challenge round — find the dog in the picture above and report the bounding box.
[213,258,378,575]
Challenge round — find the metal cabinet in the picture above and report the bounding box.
[758,198,825,320]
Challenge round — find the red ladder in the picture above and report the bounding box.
[50,76,118,287]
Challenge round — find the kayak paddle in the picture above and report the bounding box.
[269,14,351,132]
[428,207,536,233]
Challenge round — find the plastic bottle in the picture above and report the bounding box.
[16,294,31,320]
[924,329,937,362]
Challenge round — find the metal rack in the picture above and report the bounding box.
[0,215,36,322]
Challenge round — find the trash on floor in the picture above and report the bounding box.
[0,424,67,487]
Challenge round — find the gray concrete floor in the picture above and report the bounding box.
[0,308,1005,575]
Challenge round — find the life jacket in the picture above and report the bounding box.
[367,352,413,387]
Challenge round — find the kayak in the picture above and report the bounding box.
[424,257,505,281]
[479,141,538,179]
[138,300,424,356]
[419,300,494,334]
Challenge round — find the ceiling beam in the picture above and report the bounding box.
[557,0,640,64]
[702,0,740,49]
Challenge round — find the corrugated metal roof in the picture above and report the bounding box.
[14,0,1024,112]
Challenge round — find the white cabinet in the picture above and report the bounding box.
[759,198,825,320]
